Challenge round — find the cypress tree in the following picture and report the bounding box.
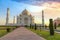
[30,24,31,29]
[45,25,47,29]
[35,24,37,30]
[7,28,10,32]
[49,19,54,35]
[54,22,57,29]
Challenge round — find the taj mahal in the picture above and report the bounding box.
[17,9,34,26]
[6,8,35,26]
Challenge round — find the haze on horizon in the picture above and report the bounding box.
[0,0,60,25]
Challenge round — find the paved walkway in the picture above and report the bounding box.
[0,27,45,40]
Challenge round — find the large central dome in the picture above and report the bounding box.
[22,9,30,15]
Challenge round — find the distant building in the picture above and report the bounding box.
[53,17,60,26]
[17,9,34,26]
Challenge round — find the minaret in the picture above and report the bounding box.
[13,16,15,24]
[6,8,10,25]
[17,16,18,24]
[42,10,44,28]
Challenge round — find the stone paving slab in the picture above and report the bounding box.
[0,27,45,40]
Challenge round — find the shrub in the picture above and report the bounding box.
[35,24,37,30]
[54,22,57,29]
[7,28,10,32]
[30,24,31,29]
[49,19,54,36]
[45,25,47,29]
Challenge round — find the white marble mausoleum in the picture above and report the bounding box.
[17,9,34,26]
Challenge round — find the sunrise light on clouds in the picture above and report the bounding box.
[0,0,60,25]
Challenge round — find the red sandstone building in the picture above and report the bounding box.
[54,17,60,26]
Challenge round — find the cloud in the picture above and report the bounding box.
[11,0,37,5]
[11,0,60,18]
[11,0,60,4]
[42,2,60,9]
[12,0,60,2]
[11,0,60,25]
[11,0,60,8]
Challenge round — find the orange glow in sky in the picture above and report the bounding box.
[0,0,60,25]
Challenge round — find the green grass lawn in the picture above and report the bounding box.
[0,27,16,30]
[27,28,60,40]
[0,26,16,28]
[0,30,8,37]
[0,26,16,37]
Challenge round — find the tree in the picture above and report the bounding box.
[7,28,10,32]
[54,22,57,29]
[35,24,37,30]
[49,19,54,35]
[30,24,31,29]
[45,25,47,29]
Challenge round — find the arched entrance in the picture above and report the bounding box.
[24,17,28,26]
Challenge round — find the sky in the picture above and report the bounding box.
[0,0,60,25]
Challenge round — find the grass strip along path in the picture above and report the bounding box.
[27,27,60,40]
[0,30,7,37]
[0,26,16,37]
